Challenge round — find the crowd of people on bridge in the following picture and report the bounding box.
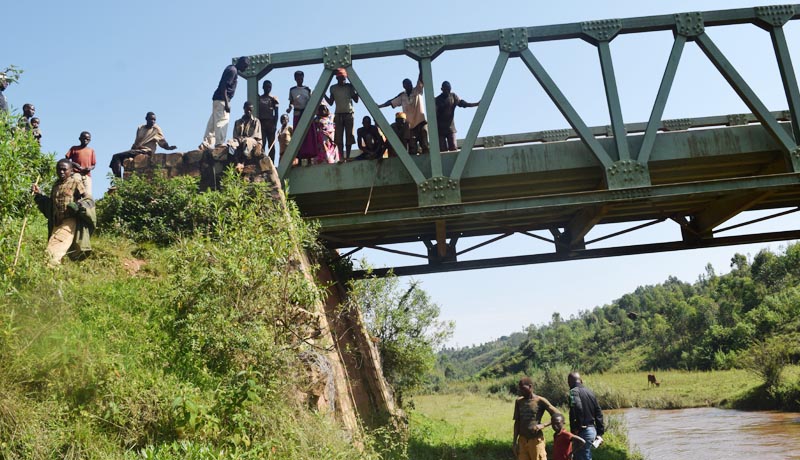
[0,55,482,265]
[200,57,482,167]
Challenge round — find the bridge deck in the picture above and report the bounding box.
[290,119,798,248]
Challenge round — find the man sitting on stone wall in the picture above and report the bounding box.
[110,112,177,178]
[227,101,263,172]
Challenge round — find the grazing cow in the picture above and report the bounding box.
[647,374,660,387]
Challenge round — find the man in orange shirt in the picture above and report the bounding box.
[66,131,96,193]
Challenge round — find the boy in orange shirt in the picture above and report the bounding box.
[552,413,586,460]
[65,131,96,194]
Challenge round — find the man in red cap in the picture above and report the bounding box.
[325,68,359,161]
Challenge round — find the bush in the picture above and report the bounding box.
[348,273,454,405]
[97,174,209,245]
[739,337,793,390]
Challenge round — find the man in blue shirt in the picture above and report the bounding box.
[200,56,250,150]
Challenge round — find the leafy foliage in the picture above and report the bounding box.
[0,169,382,458]
[97,174,214,245]
[0,103,53,221]
[348,273,454,405]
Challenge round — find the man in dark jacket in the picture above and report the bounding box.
[201,56,250,149]
[568,372,605,460]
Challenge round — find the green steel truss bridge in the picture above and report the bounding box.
[238,5,800,277]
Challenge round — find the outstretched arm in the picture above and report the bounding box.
[572,434,586,449]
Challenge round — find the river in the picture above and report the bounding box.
[615,407,800,459]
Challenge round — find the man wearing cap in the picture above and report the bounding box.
[378,67,429,155]
[201,56,250,149]
[435,81,480,152]
[325,68,359,161]
[388,112,411,157]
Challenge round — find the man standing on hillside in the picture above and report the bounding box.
[201,56,250,149]
[32,159,95,266]
[513,376,560,460]
[66,131,96,193]
[568,372,605,460]
[110,112,177,178]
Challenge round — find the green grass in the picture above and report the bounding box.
[409,393,643,460]
[588,369,760,409]
[440,367,800,411]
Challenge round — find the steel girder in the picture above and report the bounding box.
[235,5,800,275]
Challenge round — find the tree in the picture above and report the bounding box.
[348,272,453,404]
[740,337,792,391]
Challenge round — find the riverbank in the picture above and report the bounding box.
[437,366,800,411]
[409,393,644,460]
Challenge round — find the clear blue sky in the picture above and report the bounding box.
[6,0,799,347]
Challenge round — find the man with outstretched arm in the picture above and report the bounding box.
[378,65,428,155]
[110,112,177,178]
[513,376,560,460]
[435,80,479,151]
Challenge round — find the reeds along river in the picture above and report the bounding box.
[613,407,800,459]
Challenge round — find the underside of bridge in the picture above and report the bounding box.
[239,4,800,277]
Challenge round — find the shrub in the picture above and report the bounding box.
[97,174,206,245]
[740,337,792,391]
[347,273,454,405]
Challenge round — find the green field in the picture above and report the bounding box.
[587,369,761,409]
[409,393,643,460]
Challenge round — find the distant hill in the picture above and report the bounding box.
[438,332,527,379]
[439,246,800,379]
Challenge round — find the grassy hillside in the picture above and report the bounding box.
[0,174,389,459]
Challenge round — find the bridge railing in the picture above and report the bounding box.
[237,4,800,205]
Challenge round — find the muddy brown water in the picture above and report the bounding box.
[615,407,800,459]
